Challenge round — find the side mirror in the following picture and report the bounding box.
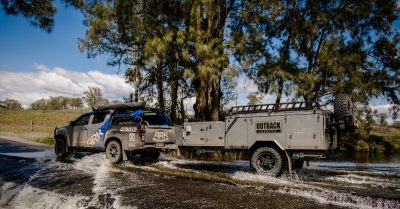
[69,121,75,126]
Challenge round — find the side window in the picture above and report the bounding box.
[92,112,108,124]
[75,114,91,126]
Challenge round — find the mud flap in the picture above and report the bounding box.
[284,150,293,172]
[122,150,128,161]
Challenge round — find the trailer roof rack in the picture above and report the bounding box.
[229,102,319,115]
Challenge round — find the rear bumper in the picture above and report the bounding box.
[123,143,178,152]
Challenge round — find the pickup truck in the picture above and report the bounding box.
[53,103,178,163]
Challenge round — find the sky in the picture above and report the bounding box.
[0,1,399,119]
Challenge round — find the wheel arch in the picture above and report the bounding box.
[54,134,68,151]
[249,140,291,172]
[249,140,285,154]
[105,137,122,148]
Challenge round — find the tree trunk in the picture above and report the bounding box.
[170,77,178,123]
[134,71,139,102]
[180,96,185,122]
[210,77,221,121]
[156,64,165,111]
[275,78,283,105]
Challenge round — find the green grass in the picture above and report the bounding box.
[36,137,55,146]
[0,109,88,137]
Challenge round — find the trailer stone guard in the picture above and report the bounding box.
[54,95,357,176]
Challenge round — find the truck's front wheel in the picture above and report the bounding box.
[106,140,122,164]
[251,147,284,177]
[55,138,67,159]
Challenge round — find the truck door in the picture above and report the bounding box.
[85,111,110,149]
[71,113,92,147]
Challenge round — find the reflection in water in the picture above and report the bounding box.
[313,153,400,175]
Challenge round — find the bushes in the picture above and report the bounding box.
[36,137,55,146]
[345,127,400,153]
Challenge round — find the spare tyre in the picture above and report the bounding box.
[334,94,353,119]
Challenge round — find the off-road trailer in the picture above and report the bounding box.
[176,94,357,176]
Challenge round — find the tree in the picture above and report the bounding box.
[231,0,399,104]
[1,0,57,32]
[70,97,83,109]
[83,86,106,108]
[379,113,387,127]
[247,92,264,105]
[31,98,47,110]
[1,99,22,110]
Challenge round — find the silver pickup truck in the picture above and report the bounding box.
[54,103,177,163]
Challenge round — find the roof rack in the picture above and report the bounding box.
[229,102,319,115]
[93,102,146,111]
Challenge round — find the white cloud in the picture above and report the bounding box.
[0,64,132,107]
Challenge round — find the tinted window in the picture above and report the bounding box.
[111,116,137,125]
[75,114,91,126]
[142,114,170,125]
[92,112,108,124]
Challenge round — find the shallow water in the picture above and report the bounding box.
[0,152,399,209]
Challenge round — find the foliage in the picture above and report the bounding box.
[247,92,264,105]
[0,99,22,110]
[231,0,400,104]
[1,0,57,32]
[36,136,55,146]
[31,97,83,110]
[82,86,106,108]
[6,0,399,121]
[345,106,400,153]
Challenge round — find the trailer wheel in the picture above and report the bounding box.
[251,147,284,177]
[334,94,353,118]
[106,140,122,164]
[55,138,67,159]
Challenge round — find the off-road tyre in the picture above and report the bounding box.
[106,140,122,164]
[334,94,353,119]
[251,147,284,177]
[55,138,67,159]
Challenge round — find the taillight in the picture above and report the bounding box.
[138,125,145,142]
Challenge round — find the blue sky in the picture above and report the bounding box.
[0,2,112,73]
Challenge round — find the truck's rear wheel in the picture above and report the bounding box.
[55,138,67,159]
[251,147,284,177]
[106,140,122,164]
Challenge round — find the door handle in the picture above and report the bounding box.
[84,128,88,130]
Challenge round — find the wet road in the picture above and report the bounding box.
[0,138,399,209]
